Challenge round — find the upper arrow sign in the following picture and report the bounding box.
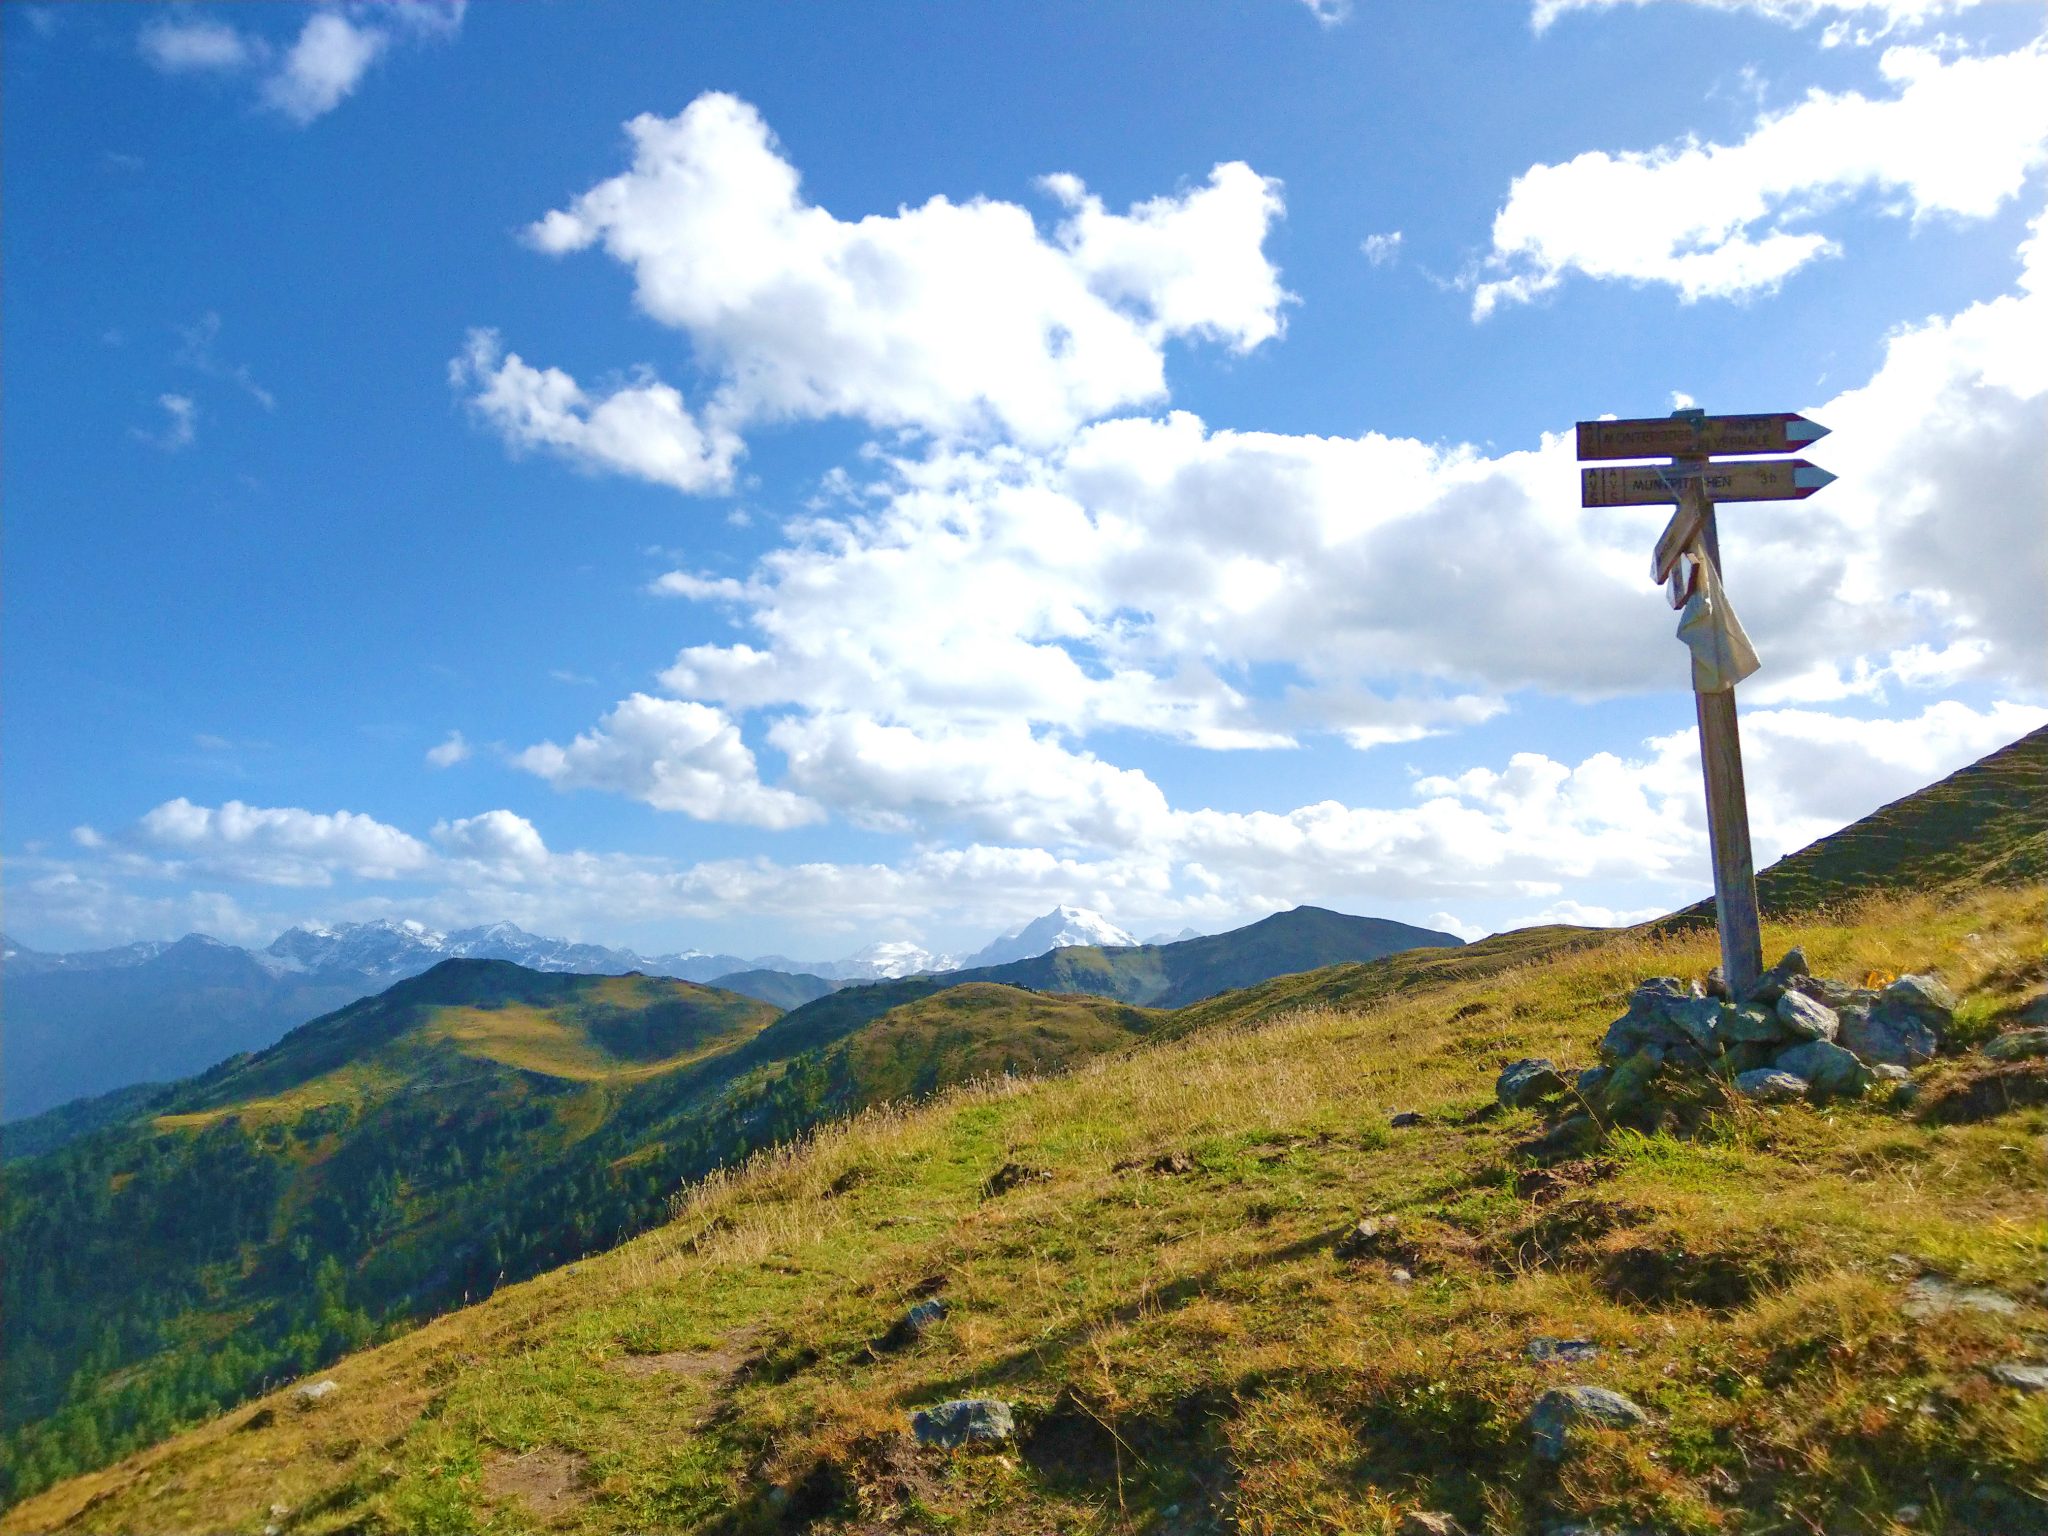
[1582,459,1836,508]
[1576,413,1829,461]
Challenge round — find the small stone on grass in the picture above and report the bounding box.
[1527,1384,1648,1461]
[910,1397,1014,1449]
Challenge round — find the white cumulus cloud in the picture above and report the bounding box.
[450,330,741,493]
[138,16,252,72]
[432,809,549,871]
[1532,0,1988,42]
[426,730,472,769]
[513,693,822,829]
[1475,39,2048,315]
[139,4,463,126]
[460,91,1289,479]
[262,11,389,124]
[128,798,433,886]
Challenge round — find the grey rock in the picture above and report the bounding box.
[1703,966,1729,1000]
[1871,1062,1911,1084]
[1903,1276,2019,1319]
[1668,996,1725,1053]
[1842,976,1954,1068]
[1775,989,1839,1043]
[1773,1040,1871,1099]
[1633,976,1696,1005]
[1883,974,1958,1028]
[1528,1385,1648,1461]
[1840,1002,1940,1068]
[910,1397,1015,1448]
[292,1380,339,1409]
[1892,1080,1922,1108]
[1527,1337,1602,1365]
[1985,1027,2048,1062]
[904,1298,949,1333]
[1723,1040,1777,1076]
[1600,1052,1660,1108]
[1735,1068,1808,1102]
[2017,992,2048,1026]
[1598,980,1703,1061]
[1574,1067,1611,1100]
[1720,1004,1789,1044]
[1987,1362,2048,1393]
[1743,947,1809,1005]
[1390,1110,1423,1127]
[1498,1058,1568,1109]
[1790,974,1862,1009]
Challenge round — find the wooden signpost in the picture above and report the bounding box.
[1577,408,1834,998]
[1580,459,1834,510]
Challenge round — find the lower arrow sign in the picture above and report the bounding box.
[1583,459,1835,508]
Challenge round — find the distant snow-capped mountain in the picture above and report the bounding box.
[831,938,959,980]
[0,933,173,976]
[961,905,1137,969]
[258,920,753,983]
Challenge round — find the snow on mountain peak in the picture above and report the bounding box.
[831,938,955,980]
[962,906,1137,970]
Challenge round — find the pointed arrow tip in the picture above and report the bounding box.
[1787,416,1830,445]
[1794,465,1837,492]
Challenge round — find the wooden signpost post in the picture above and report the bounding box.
[1577,408,1833,998]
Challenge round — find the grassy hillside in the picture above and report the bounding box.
[817,983,1164,1103]
[708,970,841,1010]
[14,883,2042,1534]
[0,966,1212,1509]
[0,966,787,1507]
[1668,723,2047,923]
[992,905,1464,1008]
[752,904,1466,1055]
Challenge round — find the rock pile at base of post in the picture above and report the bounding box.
[1498,948,1968,1143]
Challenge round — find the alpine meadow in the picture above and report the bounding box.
[3,4,2045,1534]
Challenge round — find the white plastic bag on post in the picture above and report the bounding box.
[1674,549,1760,693]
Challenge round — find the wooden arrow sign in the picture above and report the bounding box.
[1577,412,1829,461]
[1583,459,1835,509]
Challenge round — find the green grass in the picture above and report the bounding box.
[14,884,2044,1535]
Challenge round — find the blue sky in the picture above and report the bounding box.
[5,0,2044,961]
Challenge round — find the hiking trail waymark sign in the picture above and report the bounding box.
[1577,407,1835,997]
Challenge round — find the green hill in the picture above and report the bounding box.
[0,965,788,1507]
[12,880,2041,1535]
[706,968,841,1010]
[983,904,1464,1007]
[751,903,1464,1057]
[807,982,1165,1103]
